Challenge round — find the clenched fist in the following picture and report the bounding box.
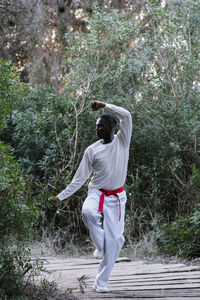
[91,101,106,111]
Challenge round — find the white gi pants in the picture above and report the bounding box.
[82,188,127,288]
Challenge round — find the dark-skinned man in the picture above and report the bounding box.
[55,101,132,293]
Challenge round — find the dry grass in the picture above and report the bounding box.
[31,234,94,259]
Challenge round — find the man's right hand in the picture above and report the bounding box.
[91,101,106,111]
[48,196,60,206]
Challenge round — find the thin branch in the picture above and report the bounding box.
[168,163,186,187]
[157,50,179,115]
[54,121,65,160]
[71,77,92,170]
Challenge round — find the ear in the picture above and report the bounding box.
[109,123,114,131]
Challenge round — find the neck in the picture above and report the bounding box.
[102,133,114,144]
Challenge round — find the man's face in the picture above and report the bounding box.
[95,117,111,139]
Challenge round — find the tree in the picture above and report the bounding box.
[0,0,143,87]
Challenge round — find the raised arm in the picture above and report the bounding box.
[105,103,132,146]
[92,101,132,146]
[56,148,93,201]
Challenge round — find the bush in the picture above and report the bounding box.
[157,207,200,259]
[155,167,200,259]
[123,0,200,241]
[1,85,72,179]
[0,59,27,131]
[0,60,40,297]
[0,142,39,296]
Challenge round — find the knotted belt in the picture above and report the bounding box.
[98,186,124,221]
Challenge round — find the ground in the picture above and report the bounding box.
[32,249,200,300]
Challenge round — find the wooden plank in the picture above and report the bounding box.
[111,268,200,277]
[80,298,200,300]
[42,263,200,274]
[87,270,200,280]
[35,257,200,299]
[109,271,200,280]
[76,288,200,299]
[40,256,135,265]
[107,274,200,283]
[80,287,200,296]
[109,279,200,287]
[112,264,200,273]
[103,284,200,291]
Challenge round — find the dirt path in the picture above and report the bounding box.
[35,255,200,299]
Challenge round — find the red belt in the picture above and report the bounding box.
[98,186,124,221]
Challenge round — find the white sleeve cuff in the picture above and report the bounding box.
[56,192,65,201]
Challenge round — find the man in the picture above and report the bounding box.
[55,101,132,293]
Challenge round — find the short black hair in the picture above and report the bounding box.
[100,113,117,129]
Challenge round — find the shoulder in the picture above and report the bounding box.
[85,140,101,155]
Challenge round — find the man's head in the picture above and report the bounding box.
[95,113,117,141]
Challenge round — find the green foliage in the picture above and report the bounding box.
[0,83,89,248]
[0,61,40,297]
[0,60,27,130]
[157,206,200,259]
[124,0,200,241]
[156,167,200,259]
[0,142,39,296]
[1,85,74,179]
[65,9,135,101]
[0,143,37,240]
[0,247,34,297]
[77,275,89,294]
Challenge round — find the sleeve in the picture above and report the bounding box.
[105,103,132,147]
[56,148,93,201]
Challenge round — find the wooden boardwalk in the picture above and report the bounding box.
[38,256,200,299]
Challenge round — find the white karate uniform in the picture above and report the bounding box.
[57,103,132,288]
[82,188,127,287]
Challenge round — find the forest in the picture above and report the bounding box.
[0,0,200,298]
